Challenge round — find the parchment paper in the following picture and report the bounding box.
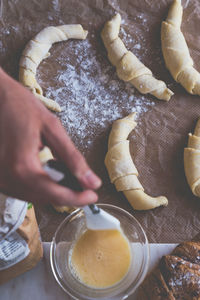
[0,0,200,243]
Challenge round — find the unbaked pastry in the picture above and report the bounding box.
[184,118,200,197]
[19,25,88,112]
[39,146,74,213]
[161,0,200,95]
[38,146,54,164]
[105,113,168,210]
[101,14,173,101]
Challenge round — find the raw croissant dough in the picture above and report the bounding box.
[105,113,168,210]
[161,0,200,95]
[39,147,74,213]
[101,14,173,101]
[184,119,200,197]
[39,146,54,164]
[19,25,88,112]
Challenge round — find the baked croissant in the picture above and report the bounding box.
[137,236,200,299]
[19,25,88,112]
[101,14,173,101]
[161,0,200,95]
[105,113,168,210]
[184,118,200,197]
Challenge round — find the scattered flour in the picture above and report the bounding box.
[38,31,155,153]
[134,43,141,50]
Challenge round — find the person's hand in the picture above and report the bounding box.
[0,69,101,206]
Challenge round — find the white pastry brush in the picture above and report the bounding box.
[43,161,121,231]
[82,204,120,231]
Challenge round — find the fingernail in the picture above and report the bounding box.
[84,171,102,189]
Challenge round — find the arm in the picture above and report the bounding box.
[0,68,101,206]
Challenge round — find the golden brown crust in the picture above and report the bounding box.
[172,241,200,265]
[137,268,175,300]
[138,239,200,300]
[160,255,200,299]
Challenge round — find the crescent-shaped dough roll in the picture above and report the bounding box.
[105,141,138,183]
[19,24,88,112]
[52,205,75,213]
[124,190,168,210]
[115,174,143,191]
[161,0,200,95]
[105,113,168,210]
[108,112,137,149]
[184,119,200,197]
[39,146,74,213]
[101,14,173,101]
[187,133,200,150]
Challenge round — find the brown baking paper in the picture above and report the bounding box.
[0,0,200,243]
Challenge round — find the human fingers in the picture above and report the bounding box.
[42,114,102,190]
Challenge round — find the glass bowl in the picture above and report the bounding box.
[50,204,149,300]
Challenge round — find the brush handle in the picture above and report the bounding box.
[44,160,100,214]
[44,160,82,190]
[88,204,100,214]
